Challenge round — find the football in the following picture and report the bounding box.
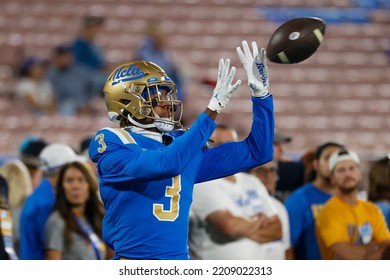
[266,17,326,64]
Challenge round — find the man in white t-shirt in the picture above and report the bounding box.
[250,160,293,259]
[189,125,282,260]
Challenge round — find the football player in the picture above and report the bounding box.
[89,41,274,259]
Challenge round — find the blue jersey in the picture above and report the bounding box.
[19,179,55,259]
[89,96,274,260]
[285,183,332,260]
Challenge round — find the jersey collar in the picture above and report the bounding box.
[127,126,163,143]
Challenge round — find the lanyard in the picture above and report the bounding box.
[75,217,102,260]
[0,209,18,260]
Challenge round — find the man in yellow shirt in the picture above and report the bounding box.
[316,148,390,260]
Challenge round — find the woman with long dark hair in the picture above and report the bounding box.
[45,161,110,259]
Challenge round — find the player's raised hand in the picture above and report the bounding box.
[207,58,241,113]
[236,40,269,98]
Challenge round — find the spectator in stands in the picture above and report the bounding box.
[284,142,344,259]
[0,159,33,256]
[0,175,18,260]
[78,136,97,175]
[387,37,390,62]
[251,160,281,200]
[46,45,102,116]
[299,148,316,184]
[367,155,390,229]
[273,133,305,200]
[135,20,186,102]
[189,125,281,260]
[79,136,92,156]
[19,143,86,259]
[19,136,48,189]
[273,132,292,162]
[250,160,293,259]
[71,14,106,72]
[71,14,107,93]
[14,56,56,115]
[45,161,109,260]
[316,148,390,259]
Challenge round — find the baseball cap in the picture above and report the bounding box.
[39,143,87,172]
[329,148,360,172]
[274,132,292,144]
[20,56,44,76]
[20,136,48,157]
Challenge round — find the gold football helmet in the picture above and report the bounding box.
[103,61,182,132]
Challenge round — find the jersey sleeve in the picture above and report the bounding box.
[195,96,274,183]
[89,112,216,184]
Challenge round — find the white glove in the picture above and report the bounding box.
[207,58,241,113]
[236,40,269,98]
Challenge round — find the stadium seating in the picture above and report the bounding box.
[0,0,389,161]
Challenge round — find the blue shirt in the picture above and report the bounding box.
[46,63,101,115]
[19,179,55,259]
[89,96,274,260]
[285,183,332,260]
[72,37,106,71]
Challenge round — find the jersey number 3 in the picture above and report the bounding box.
[153,176,181,221]
[95,133,107,153]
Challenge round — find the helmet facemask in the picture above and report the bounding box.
[137,83,183,132]
[104,61,183,132]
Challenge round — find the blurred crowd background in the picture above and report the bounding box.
[0,0,389,165]
[0,0,390,261]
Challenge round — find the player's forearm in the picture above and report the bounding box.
[196,97,275,183]
[243,96,274,165]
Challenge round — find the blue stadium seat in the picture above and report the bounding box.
[257,7,371,24]
[351,0,382,9]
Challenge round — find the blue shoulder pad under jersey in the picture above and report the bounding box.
[162,130,186,146]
